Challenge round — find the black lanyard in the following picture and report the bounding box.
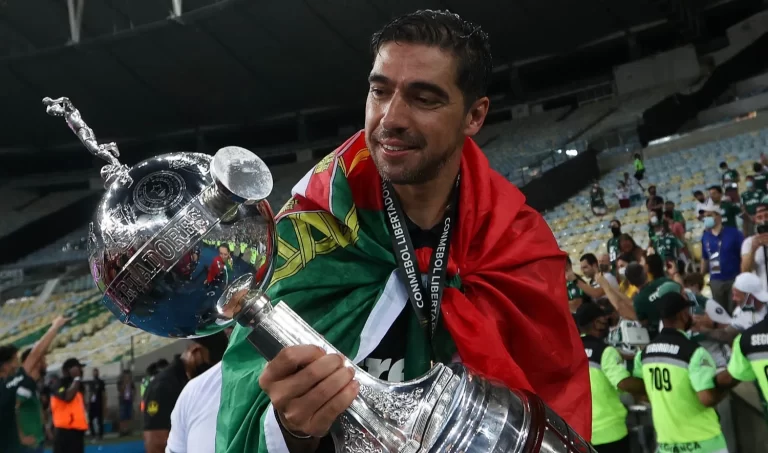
[382,176,460,340]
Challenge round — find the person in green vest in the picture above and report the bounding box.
[16,349,46,453]
[716,316,768,424]
[741,175,766,236]
[633,153,645,190]
[577,304,645,453]
[708,185,741,229]
[752,161,768,192]
[633,291,729,453]
[607,219,622,270]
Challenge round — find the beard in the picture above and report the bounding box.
[684,316,694,332]
[368,128,460,185]
[192,362,212,378]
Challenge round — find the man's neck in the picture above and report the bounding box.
[711,223,723,235]
[392,157,461,230]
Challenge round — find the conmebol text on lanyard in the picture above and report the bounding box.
[381,175,460,339]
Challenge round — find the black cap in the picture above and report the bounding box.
[62,357,85,371]
[192,332,229,364]
[575,303,606,327]
[657,292,694,319]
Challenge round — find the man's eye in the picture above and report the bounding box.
[416,97,437,106]
[370,87,385,97]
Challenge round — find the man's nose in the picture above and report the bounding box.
[380,93,410,132]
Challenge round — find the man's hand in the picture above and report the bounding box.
[51,315,70,330]
[20,434,37,446]
[692,314,714,331]
[260,346,359,438]
[565,269,577,282]
[751,234,768,251]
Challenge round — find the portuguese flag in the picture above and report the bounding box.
[215,131,590,453]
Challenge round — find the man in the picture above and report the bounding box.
[633,292,729,453]
[716,315,768,422]
[741,175,765,235]
[216,10,590,453]
[701,205,743,312]
[633,255,674,338]
[740,202,768,291]
[694,190,709,221]
[51,358,89,453]
[87,367,106,441]
[645,185,664,211]
[0,315,68,453]
[707,185,741,229]
[579,253,618,296]
[206,245,233,286]
[143,334,227,453]
[566,256,592,313]
[577,304,644,453]
[664,200,686,228]
[720,161,740,202]
[649,210,686,266]
[167,363,223,453]
[606,219,622,269]
[16,349,47,453]
[590,182,607,216]
[752,161,768,192]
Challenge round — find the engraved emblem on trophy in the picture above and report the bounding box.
[44,97,595,453]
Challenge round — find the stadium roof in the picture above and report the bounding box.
[0,0,719,153]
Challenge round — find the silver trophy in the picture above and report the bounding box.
[45,97,594,453]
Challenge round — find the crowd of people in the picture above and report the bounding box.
[574,156,768,452]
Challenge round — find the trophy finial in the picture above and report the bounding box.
[42,96,132,188]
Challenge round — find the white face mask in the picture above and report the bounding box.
[618,267,627,276]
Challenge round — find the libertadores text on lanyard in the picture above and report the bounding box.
[382,175,460,342]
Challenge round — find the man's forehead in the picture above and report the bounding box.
[371,43,457,85]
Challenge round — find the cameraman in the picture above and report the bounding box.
[741,202,768,292]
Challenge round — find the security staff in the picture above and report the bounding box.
[577,304,644,453]
[143,333,228,453]
[633,292,729,453]
[51,358,88,453]
[716,316,768,423]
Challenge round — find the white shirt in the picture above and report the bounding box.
[598,272,620,290]
[615,188,629,201]
[731,304,767,331]
[695,201,709,218]
[166,363,222,453]
[740,236,768,291]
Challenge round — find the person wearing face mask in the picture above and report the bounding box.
[607,220,622,270]
[707,185,740,229]
[740,175,766,236]
[577,304,645,453]
[615,254,638,298]
[632,292,730,453]
[741,203,768,289]
[142,332,228,453]
[701,205,743,312]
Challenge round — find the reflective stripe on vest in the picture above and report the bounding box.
[50,392,88,430]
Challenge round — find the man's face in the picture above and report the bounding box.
[219,247,230,262]
[709,189,722,203]
[755,208,768,224]
[92,368,99,379]
[580,260,596,278]
[365,42,488,185]
[704,211,720,226]
[665,203,674,212]
[69,365,82,378]
[695,193,705,203]
[732,287,746,306]
[0,355,19,377]
[648,187,656,196]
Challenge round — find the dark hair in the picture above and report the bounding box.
[634,153,641,159]
[579,253,598,266]
[625,263,647,287]
[693,190,704,197]
[754,162,763,172]
[610,219,621,228]
[646,254,665,279]
[371,10,492,106]
[146,363,158,376]
[565,256,572,266]
[155,358,169,369]
[683,272,704,290]
[20,348,32,364]
[617,253,636,264]
[665,200,674,206]
[719,161,728,169]
[746,174,755,180]
[0,344,19,365]
[218,244,230,252]
[708,185,723,194]
[618,233,636,248]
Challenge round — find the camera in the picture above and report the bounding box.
[757,222,768,234]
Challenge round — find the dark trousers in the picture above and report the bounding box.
[594,435,631,453]
[89,404,104,438]
[54,428,85,453]
[709,278,735,314]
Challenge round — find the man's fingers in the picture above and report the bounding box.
[306,379,360,437]
[289,366,354,418]
[277,354,346,403]
[260,345,326,384]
